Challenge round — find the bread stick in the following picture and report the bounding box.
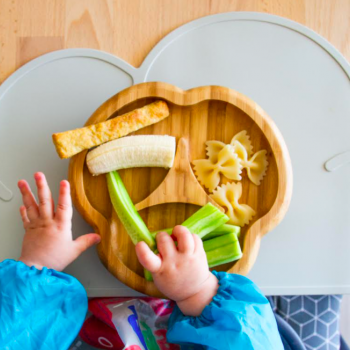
[52,100,169,159]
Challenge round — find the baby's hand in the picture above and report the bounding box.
[18,172,100,271]
[135,226,218,316]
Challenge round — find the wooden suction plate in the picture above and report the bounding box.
[69,82,292,297]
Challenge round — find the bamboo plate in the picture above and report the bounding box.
[69,82,292,297]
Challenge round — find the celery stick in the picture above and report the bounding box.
[144,268,153,281]
[150,204,228,239]
[151,225,239,241]
[206,241,242,267]
[204,233,243,268]
[181,203,229,238]
[107,171,155,250]
[203,232,238,251]
[203,224,241,241]
[151,228,172,239]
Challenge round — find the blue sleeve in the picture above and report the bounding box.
[0,259,87,350]
[167,271,283,350]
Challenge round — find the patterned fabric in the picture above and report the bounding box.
[270,295,342,350]
[70,295,344,350]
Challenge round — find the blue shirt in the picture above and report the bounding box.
[0,260,283,349]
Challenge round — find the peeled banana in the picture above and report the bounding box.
[86,135,176,175]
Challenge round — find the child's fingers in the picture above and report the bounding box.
[172,225,195,254]
[34,172,53,218]
[18,180,39,221]
[156,231,177,259]
[193,233,205,254]
[74,233,101,255]
[135,241,162,273]
[19,205,30,226]
[55,180,73,224]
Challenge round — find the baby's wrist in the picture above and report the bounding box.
[176,273,219,317]
[19,257,43,270]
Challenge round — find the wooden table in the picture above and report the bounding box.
[1,0,349,339]
[0,0,349,85]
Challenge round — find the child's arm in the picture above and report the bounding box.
[136,226,284,350]
[0,173,100,349]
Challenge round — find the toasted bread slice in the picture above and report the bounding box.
[52,100,170,159]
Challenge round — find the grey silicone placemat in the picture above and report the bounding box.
[0,12,349,296]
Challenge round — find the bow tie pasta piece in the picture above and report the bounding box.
[205,130,253,163]
[218,145,243,181]
[205,141,224,163]
[245,150,268,186]
[192,159,221,193]
[233,141,268,186]
[193,144,242,192]
[231,140,248,163]
[210,182,256,227]
[231,130,254,157]
[205,140,226,163]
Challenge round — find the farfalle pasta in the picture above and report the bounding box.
[205,130,268,186]
[205,130,253,162]
[193,130,266,227]
[193,144,242,192]
[205,140,225,163]
[210,182,256,227]
[233,141,268,186]
[232,130,254,157]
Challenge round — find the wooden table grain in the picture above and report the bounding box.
[0,0,349,85]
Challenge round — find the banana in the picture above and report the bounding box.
[86,135,176,175]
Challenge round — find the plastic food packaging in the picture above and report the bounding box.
[77,297,182,350]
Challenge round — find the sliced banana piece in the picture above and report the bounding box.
[87,135,176,175]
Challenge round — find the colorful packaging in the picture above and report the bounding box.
[78,297,181,350]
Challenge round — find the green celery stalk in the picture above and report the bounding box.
[150,204,230,239]
[203,232,238,250]
[206,241,242,267]
[144,268,153,281]
[151,203,228,239]
[151,228,172,239]
[107,171,156,250]
[151,224,240,241]
[182,203,229,238]
[204,233,243,268]
[203,224,241,241]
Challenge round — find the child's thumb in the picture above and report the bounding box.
[135,241,161,273]
[74,233,101,254]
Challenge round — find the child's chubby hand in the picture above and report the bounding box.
[136,226,219,317]
[18,172,100,271]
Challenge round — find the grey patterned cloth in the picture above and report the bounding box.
[270,295,342,350]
